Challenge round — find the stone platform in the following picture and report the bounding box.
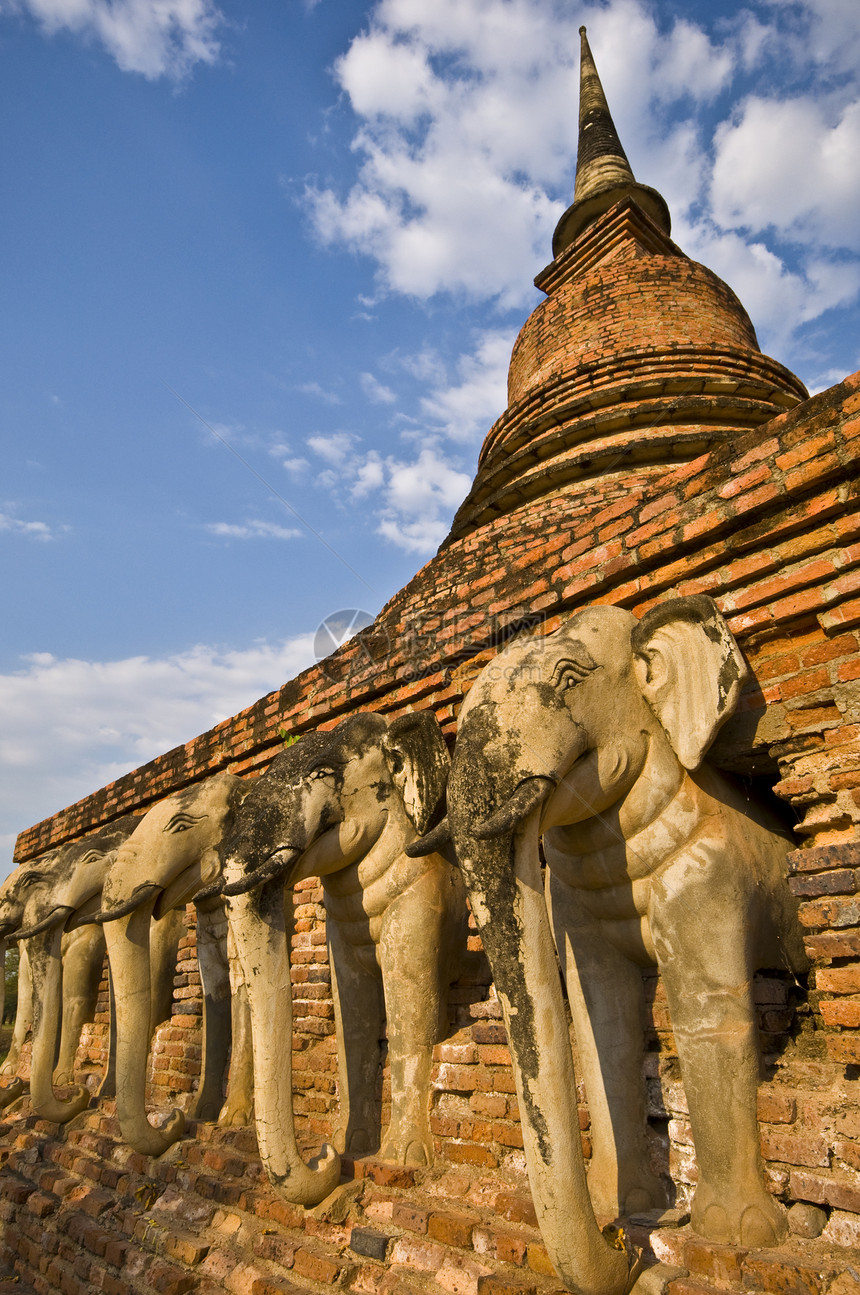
[0,1099,858,1295]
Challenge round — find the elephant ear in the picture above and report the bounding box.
[631,595,748,771]
[382,711,450,835]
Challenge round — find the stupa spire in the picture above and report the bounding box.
[552,27,671,257]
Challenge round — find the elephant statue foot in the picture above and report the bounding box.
[217,1093,254,1127]
[588,1169,667,1223]
[692,1181,787,1248]
[379,1120,433,1167]
[333,1123,376,1157]
[0,1077,25,1109]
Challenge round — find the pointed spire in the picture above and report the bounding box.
[552,27,671,257]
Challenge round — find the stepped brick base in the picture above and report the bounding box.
[1,1100,858,1295]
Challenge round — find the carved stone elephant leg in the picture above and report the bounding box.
[99,905,183,1102]
[377,866,453,1166]
[651,853,785,1247]
[53,925,106,1086]
[103,896,186,1155]
[2,942,32,1077]
[327,915,384,1156]
[190,902,253,1126]
[227,879,340,1205]
[28,924,91,1121]
[546,870,666,1219]
[220,922,254,1126]
[189,900,232,1123]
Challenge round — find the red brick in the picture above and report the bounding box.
[789,869,857,896]
[391,1202,430,1233]
[826,1034,860,1065]
[790,1169,860,1213]
[816,965,860,993]
[757,1092,797,1124]
[798,895,860,928]
[477,1276,537,1295]
[683,1237,746,1286]
[292,1248,341,1284]
[428,1210,475,1248]
[443,1143,498,1168]
[526,1242,557,1277]
[760,1130,829,1167]
[819,998,860,1027]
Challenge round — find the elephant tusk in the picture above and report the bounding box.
[191,877,225,904]
[73,911,106,927]
[221,847,302,897]
[405,817,451,858]
[473,777,555,840]
[16,905,75,940]
[93,883,161,924]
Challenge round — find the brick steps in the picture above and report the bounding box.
[0,1101,568,1295]
[1,1099,859,1294]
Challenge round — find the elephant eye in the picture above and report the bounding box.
[551,651,598,694]
[164,811,207,834]
[78,850,102,865]
[308,766,336,782]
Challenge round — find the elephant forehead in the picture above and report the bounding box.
[130,784,232,840]
[556,605,637,660]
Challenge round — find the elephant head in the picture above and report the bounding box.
[97,771,248,1157]
[431,596,803,1292]
[221,709,454,1206]
[4,820,139,1123]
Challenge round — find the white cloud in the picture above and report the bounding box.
[5,0,222,79]
[360,371,397,405]
[205,519,302,541]
[375,445,471,552]
[0,511,56,540]
[296,381,342,405]
[0,633,318,876]
[711,95,860,251]
[418,328,514,441]
[351,451,385,497]
[307,431,358,465]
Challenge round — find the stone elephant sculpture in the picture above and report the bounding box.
[0,819,185,1124]
[221,710,466,1206]
[96,772,254,1157]
[413,596,807,1295]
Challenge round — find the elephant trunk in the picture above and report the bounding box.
[226,870,340,1205]
[102,898,186,1156]
[449,752,630,1295]
[26,927,90,1122]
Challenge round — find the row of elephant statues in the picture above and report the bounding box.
[0,597,808,1295]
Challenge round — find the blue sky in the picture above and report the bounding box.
[2,0,859,872]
